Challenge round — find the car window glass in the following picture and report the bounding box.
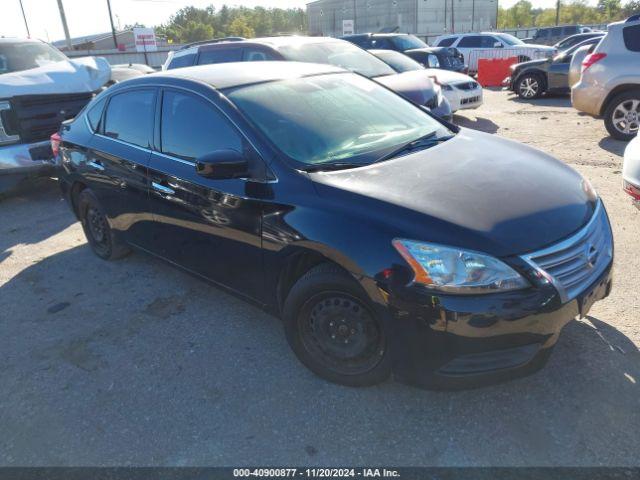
[243,48,275,61]
[483,36,499,48]
[623,25,640,52]
[537,29,549,39]
[86,96,107,132]
[168,53,195,70]
[437,37,457,47]
[103,90,155,148]
[198,48,242,65]
[371,37,394,49]
[458,36,483,48]
[161,90,242,161]
[551,27,562,36]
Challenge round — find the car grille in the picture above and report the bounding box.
[454,81,480,91]
[460,96,481,105]
[522,201,613,303]
[4,92,95,143]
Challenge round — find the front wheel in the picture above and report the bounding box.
[604,91,640,141]
[516,73,544,99]
[283,264,391,387]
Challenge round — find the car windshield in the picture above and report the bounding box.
[277,41,395,78]
[495,33,525,46]
[372,51,423,73]
[227,73,449,168]
[0,42,67,75]
[392,35,429,50]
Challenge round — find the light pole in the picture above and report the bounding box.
[555,0,561,25]
[18,0,30,37]
[106,0,118,49]
[56,0,72,50]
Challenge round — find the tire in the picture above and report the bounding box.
[603,90,640,141]
[283,263,391,387]
[78,189,130,260]
[516,73,545,99]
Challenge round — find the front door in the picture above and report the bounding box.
[147,88,265,301]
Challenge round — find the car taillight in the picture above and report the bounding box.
[581,53,606,72]
[623,180,640,200]
[50,132,61,158]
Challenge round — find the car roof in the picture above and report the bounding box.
[145,61,346,90]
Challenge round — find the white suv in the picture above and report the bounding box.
[572,15,640,141]
[433,32,555,72]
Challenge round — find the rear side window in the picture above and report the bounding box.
[198,48,242,65]
[103,90,155,148]
[86,96,107,132]
[161,90,242,161]
[168,53,195,70]
[438,37,457,47]
[623,25,640,52]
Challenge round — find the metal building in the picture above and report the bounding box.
[307,0,499,42]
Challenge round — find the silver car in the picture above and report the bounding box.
[572,15,640,141]
[623,135,640,209]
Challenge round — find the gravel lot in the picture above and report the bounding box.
[1,89,638,467]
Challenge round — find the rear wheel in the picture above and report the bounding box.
[283,263,391,387]
[604,90,640,141]
[78,189,130,260]
[516,73,544,99]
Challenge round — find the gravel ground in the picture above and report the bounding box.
[0,89,638,467]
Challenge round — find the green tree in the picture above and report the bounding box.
[228,16,255,38]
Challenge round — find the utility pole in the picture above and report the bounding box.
[106,0,118,49]
[471,0,475,31]
[451,0,455,33]
[56,0,72,50]
[555,0,561,25]
[18,0,30,37]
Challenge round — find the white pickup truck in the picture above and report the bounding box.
[0,38,111,193]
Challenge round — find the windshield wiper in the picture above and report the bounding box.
[303,162,365,173]
[374,132,455,163]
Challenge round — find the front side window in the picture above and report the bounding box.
[161,90,242,161]
[392,35,429,51]
[277,41,395,78]
[623,25,640,52]
[198,48,243,65]
[458,36,484,48]
[0,42,67,75]
[227,73,449,168]
[103,90,155,148]
[437,37,457,47]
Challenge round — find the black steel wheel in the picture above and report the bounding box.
[78,189,130,260]
[283,263,391,386]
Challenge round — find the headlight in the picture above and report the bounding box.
[392,239,529,294]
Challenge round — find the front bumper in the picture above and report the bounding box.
[445,87,484,112]
[381,262,613,390]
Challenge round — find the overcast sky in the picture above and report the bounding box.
[2,0,584,42]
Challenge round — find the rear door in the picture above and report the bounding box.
[85,88,156,249]
[147,88,266,300]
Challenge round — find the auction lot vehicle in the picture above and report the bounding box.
[554,32,604,51]
[57,62,614,389]
[623,135,640,209]
[572,16,640,141]
[507,36,604,99]
[528,25,594,46]
[369,49,482,112]
[0,38,110,193]
[433,33,555,72]
[403,47,467,74]
[163,36,452,120]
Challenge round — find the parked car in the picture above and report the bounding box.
[433,33,555,72]
[164,36,452,120]
[57,62,613,389]
[108,63,155,85]
[572,16,640,140]
[527,25,594,46]
[340,33,429,52]
[554,32,604,51]
[403,47,467,73]
[0,38,110,193]
[568,42,599,88]
[623,135,640,209]
[369,49,482,112]
[507,36,604,99]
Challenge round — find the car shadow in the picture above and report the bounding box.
[454,114,499,134]
[512,95,573,108]
[1,241,638,465]
[0,177,76,264]
[599,137,629,157]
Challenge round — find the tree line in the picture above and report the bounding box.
[156,5,307,44]
[498,0,640,29]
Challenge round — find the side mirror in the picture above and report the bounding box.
[196,150,249,180]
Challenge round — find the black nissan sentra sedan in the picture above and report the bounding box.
[56,62,614,389]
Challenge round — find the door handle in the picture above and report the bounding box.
[87,160,105,171]
[152,182,175,195]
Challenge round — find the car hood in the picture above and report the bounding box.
[309,128,596,257]
[0,57,111,99]
[373,70,436,105]
[422,68,475,84]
